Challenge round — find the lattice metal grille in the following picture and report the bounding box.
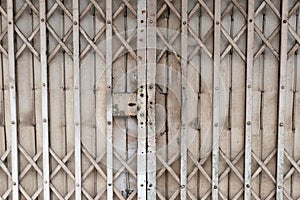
[0,0,299,200]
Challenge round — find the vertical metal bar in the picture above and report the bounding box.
[73,0,81,199]
[244,1,255,199]
[39,0,50,199]
[147,0,156,199]
[137,0,147,199]
[276,1,289,199]
[7,0,19,199]
[212,0,221,199]
[180,0,188,199]
[106,0,113,199]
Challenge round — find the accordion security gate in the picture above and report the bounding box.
[0,0,299,199]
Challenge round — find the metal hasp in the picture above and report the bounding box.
[112,93,137,117]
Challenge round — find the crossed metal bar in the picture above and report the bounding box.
[154,0,300,199]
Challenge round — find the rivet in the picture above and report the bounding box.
[75,121,79,126]
[183,21,186,25]
[76,183,80,187]
[74,21,78,25]
[149,84,154,89]
[279,122,284,127]
[141,184,144,187]
[215,87,219,90]
[246,184,250,188]
[181,185,186,189]
[247,121,251,125]
[108,183,112,186]
[213,185,218,189]
[107,121,112,125]
[216,21,220,25]
[107,20,111,24]
[11,121,15,125]
[281,85,285,89]
[214,123,218,127]
[283,19,287,24]
[248,85,252,88]
[13,182,16,186]
[41,18,45,22]
[107,85,111,89]
[140,113,144,117]
[8,21,12,25]
[75,86,78,89]
[43,119,47,123]
[10,85,14,89]
[150,20,153,23]
[42,83,46,87]
[278,185,282,189]
[249,19,253,23]
[44,181,48,184]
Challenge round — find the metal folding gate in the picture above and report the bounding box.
[0,0,300,199]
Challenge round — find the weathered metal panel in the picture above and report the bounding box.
[0,0,299,199]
